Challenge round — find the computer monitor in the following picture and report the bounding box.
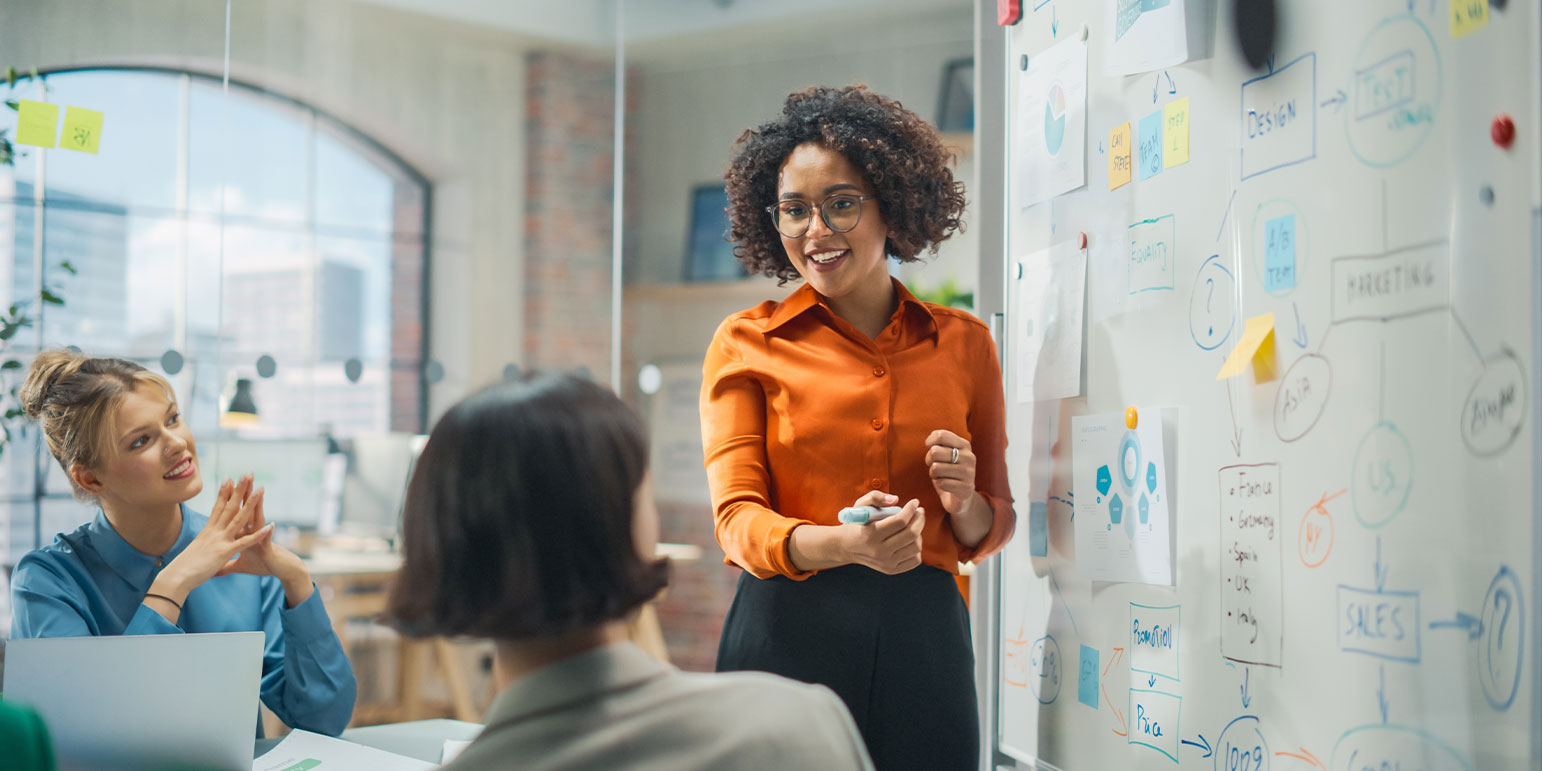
[186,437,331,528]
[338,432,426,538]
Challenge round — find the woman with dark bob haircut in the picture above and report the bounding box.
[702,85,1015,769]
[388,373,873,770]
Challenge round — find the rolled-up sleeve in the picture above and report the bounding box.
[257,581,357,736]
[701,318,817,580]
[957,329,1015,564]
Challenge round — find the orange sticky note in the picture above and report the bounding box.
[1109,122,1132,190]
[1216,313,1277,382]
[15,100,59,148]
[59,106,104,154]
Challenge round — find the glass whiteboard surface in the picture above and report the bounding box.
[993,1,1538,769]
[186,437,330,528]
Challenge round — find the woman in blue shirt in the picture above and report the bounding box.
[9,349,356,736]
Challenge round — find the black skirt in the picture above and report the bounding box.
[715,564,978,771]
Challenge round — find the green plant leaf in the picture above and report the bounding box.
[1,359,21,370]
[40,289,63,305]
[3,100,16,111]
[5,67,14,87]
[58,260,77,276]
[3,408,23,420]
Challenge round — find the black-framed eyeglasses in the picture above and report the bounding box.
[765,194,877,238]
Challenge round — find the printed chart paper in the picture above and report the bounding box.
[1073,411,1173,584]
[253,730,436,771]
[1013,241,1086,403]
[1014,37,1088,209]
[1105,0,1210,76]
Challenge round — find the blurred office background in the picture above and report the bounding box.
[0,0,979,732]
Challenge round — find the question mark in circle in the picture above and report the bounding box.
[1205,277,1215,336]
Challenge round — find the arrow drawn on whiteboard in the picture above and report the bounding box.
[1103,647,1125,675]
[1378,669,1390,722]
[1429,610,1483,639]
[1225,378,1244,457]
[1051,5,1059,36]
[1148,674,1157,688]
[1240,666,1252,708]
[1319,89,1348,111]
[1104,685,1128,736]
[1291,302,1308,348]
[1165,71,1176,94]
[1182,734,1214,759]
[1098,140,1105,155]
[1275,747,1326,769]
[1374,536,1388,592]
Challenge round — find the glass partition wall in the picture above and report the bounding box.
[1,0,619,730]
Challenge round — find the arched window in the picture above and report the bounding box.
[1,67,430,557]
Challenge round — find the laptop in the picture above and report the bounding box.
[3,631,265,770]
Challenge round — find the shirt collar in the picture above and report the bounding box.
[764,277,939,340]
[481,642,671,731]
[87,503,201,590]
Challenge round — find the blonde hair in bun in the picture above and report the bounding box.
[19,349,177,501]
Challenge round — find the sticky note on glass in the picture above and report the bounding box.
[59,106,104,154]
[1078,645,1099,708]
[1450,0,1489,39]
[1264,214,1296,292]
[1109,122,1132,190]
[1138,110,1163,181]
[1216,312,1277,382]
[1163,97,1189,168]
[15,100,59,148]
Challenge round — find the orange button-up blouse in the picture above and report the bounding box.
[700,279,1015,580]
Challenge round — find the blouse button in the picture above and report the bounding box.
[872,366,886,377]
[871,418,884,430]
[155,558,163,568]
[870,478,884,490]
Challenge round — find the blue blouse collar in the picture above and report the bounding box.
[86,503,202,590]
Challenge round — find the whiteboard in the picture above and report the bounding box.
[990,1,1540,769]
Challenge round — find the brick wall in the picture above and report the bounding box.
[523,50,619,380]
[525,51,734,672]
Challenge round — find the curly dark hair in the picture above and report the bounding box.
[724,84,967,285]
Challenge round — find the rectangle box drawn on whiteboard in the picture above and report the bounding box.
[1354,50,1416,121]
[1330,239,1450,323]
[1239,52,1317,180]
[1336,585,1422,663]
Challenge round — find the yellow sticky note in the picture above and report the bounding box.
[1450,0,1489,39]
[1164,97,1189,168]
[1109,122,1132,190]
[59,106,104,154]
[1216,312,1277,382]
[15,100,59,148]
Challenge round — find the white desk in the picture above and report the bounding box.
[254,719,483,763]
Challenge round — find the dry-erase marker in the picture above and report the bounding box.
[838,506,904,525]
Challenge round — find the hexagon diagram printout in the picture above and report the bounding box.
[1073,411,1173,585]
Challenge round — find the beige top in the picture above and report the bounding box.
[446,642,873,771]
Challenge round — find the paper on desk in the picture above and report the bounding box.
[254,730,436,771]
[442,739,472,763]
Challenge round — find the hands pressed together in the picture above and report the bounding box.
[143,475,314,623]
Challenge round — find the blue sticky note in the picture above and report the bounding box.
[1078,645,1099,708]
[1029,501,1048,557]
[1264,214,1296,292]
[1138,110,1164,181]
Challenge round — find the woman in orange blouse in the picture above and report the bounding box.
[701,85,1015,770]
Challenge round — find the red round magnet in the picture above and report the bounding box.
[1491,114,1515,150]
